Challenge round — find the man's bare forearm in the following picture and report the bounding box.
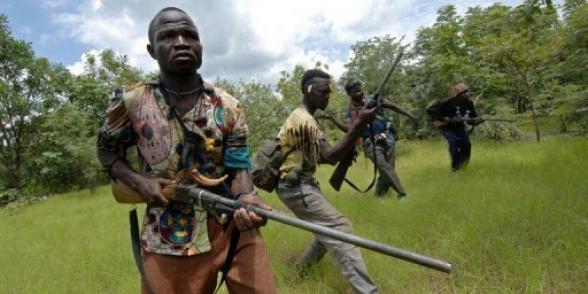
[320,120,363,164]
[230,169,254,196]
[98,149,145,190]
[383,101,416,120]
[328,117,350,132]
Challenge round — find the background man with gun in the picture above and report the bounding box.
[275,69,380,293]
[96,7,276,293]
[322,79,419,199]
[426,83,485,172]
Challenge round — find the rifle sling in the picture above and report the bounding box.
[130,208,143,276]
[130,207,154,292]
[215,226,241,293]
[341,123,378,193]
[343,175,376,193]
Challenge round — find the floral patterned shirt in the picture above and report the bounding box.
[98,79,250,256]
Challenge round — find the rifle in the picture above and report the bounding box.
[329,47,405,192]
[112,182,453,273]
[431,117,515,129]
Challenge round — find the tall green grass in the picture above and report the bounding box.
[1,138,586,293]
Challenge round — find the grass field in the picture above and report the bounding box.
[1,137,587,293]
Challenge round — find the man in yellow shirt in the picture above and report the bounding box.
[276,69,379,293]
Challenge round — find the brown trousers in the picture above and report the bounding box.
[141,216,276,294]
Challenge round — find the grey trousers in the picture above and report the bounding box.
[277,179,378,294]
[363,140,406,196]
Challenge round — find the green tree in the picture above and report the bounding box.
[30,50,145,192]
[31,105,102,191]
[342,35,418,137]
[239,81,284,150]
[0,15,71,188]
[68,49,144,127]
[414,5,472,98]
[276,65,307,112]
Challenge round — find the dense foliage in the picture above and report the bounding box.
[0,0,586,196]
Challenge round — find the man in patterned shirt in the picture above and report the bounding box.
[97,7,275,293]
[276,69,379,293]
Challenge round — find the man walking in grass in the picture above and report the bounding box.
[322,79,419,199]
[427,83,485,171]
[97,7,275,293]
[276,69,379,293]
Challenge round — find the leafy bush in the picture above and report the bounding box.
[0,188,47,209]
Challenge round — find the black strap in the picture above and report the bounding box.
[215,227,241,293]
[130,208,144,277]
[343,174,376,193]
[131,207,157,293]
[341,123,379,193]
[170,108,209,170]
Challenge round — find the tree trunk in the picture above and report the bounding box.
[529,101,541,142]
[522,73,541,142]
[5,162,20,189]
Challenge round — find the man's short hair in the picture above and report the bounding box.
[300,69,331,93]
[148,7,190,45]
[344,79,362,94]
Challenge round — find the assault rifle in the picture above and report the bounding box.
[431,117,515,129]
[329,47,405,191]
[113,182,452,273]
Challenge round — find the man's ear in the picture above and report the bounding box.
[147,43,155,59]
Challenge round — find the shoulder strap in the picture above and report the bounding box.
[341,124,379,193]
[215,227,240,293]
[169,107,213,172]
[129,207,155,292]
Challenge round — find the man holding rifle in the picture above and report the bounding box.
[276,69,380,293]
[323,79,418,199]
[427,83,485,171]
[96,7,275,293]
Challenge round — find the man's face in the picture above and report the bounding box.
[347,85,364,103]
[148,10,202,75]
[456,90,470,103]
[307,79,332,110]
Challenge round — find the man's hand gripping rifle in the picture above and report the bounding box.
[329,47,405,191]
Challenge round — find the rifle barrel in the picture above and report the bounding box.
[182,187,453,273]
[249,206,452,273]
[485,118,516,122]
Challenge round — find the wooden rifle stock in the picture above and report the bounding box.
[329,154,354,191]
[111,181,175,203]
